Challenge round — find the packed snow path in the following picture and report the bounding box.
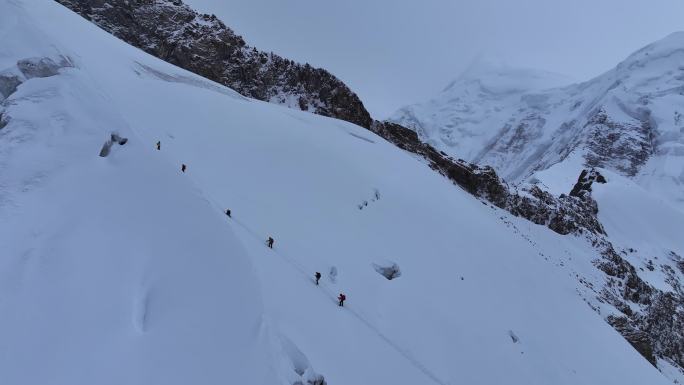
[177,163,450,385]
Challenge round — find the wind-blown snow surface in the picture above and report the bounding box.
[0,1,671,384]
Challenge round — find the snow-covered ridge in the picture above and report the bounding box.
[442,60,573,94]
[391,34,684,212]
[1,1,676,384]
[392,61,574,162]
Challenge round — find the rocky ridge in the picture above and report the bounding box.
[55,0,372,128]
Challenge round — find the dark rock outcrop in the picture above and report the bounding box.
[608,315,657,366]
[54,0,372,129]
[643,293,684,367]
[593,236,684,371]
[584,108,655,177]
[371,121,606,236]
[570,168,607,198]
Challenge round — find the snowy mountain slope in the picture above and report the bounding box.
[0,3,275,385]
[492,171,684,384]
[393,61,573,162]
[391,36,684,212]
[0,1,675,384]
[391,35,684,382]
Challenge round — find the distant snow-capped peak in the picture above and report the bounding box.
[442,58,574,95]
[391,34,684,211]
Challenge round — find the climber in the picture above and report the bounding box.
[156,141,161,150]
[267,236,274,249]
[315,272,322,285]
[181,164,187,173]
[338,293,346,307]
[225,209,231,218]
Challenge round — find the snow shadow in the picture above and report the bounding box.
[280,336,327,385]
[99,133,128,157]
[372,260,402,280]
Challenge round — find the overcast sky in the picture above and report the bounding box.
[184,0,684,118]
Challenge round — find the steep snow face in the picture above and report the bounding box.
[0,1,674,385]
[391,35,684,211]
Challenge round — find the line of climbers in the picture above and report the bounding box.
[158,139,348,307]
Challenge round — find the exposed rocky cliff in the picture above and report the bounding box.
[55,0,372,129]
[594,239,684,373]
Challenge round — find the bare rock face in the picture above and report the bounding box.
[570,168,607,198]
[54,0,372,129]
[608,315,656,366]
[584,108,654,177]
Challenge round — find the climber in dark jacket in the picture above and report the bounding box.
[267,236,274,249]
[225,209,231,218]
[315,272,322,285]
[181,164,187,173]
[156,141,161,150]
[338,293,346,307]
